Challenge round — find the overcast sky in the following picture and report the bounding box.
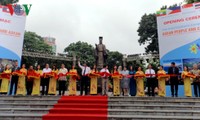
[19,0,183,55]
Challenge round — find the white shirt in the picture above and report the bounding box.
[58,68,68,80]
[42,68,52,73]
[121,70,129,78]
[78,63,91,75]
[100,68,110,77]
[145,68,155,78]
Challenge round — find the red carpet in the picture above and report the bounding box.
[42,96,108,120]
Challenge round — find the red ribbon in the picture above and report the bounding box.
[58,73,67,77]
[12,70,24,76]
[67,72,80,80]
[89,72,100,77]
[100,72,111,77]
[43,72,58,79]
[0,73,11,80]
[182,73,196,79]
[27,70,40,80]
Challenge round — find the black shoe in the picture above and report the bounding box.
[171,95,174,97]
[175,94,178,97]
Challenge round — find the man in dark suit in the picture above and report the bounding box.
[0,64,4,89]
[78,61,91,96]
[9,61,20,95]
[168,62,179,97]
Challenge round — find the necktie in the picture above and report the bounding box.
[83,67,86,75]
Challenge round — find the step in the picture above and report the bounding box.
[0,113,43,120]
[0,98,59,101]
[0,103,55,108]
[0,108,49,114]
[109,100,200,105]
[0,99,58,104]
[49,108,107,114]
[108,109,200,116]
[61,96,107,99]
[58,99,107,104]
[109,96,200,101]
[54,103,108,108]
[42,114,107,120]
[109,98,200,102]
[0,96,60,99]
[108,115,200,120]
[109,104,200,110]
[5,108,197,116]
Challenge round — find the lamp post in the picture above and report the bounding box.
[122,54,127,67]
[72,52,76,67]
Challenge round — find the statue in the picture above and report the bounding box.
[95,36,107,69]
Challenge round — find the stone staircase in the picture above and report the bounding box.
[0,96,59,120]
[108,97,200,120]
[0,96,199,120]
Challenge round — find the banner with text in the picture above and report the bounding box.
[156,3,200,71]
[0,5,26,66]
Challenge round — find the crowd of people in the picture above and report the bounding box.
[0,61,200,97]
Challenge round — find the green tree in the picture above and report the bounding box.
[107,51,123,70]
[23,31,52,53]
[0,0,18,5]
[64,41,95,67]
[137,13,158,53]
[64,41,124,70]
[22,31,55,67]
[185,0,200,3]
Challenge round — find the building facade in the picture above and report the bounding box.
[43,37,57,54]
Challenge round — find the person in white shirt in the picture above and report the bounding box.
[58,64,68,96]
[145,64,156,96]
[42,64,52,95]
[78,61,91,96]
[100,65,110,96]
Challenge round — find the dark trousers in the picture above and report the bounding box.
[129,77,136,96]
[80,76,89,95]
[147,78,156,96]
[59,80,66,95]
[41,78,50,95]
[193,82,200,97]
[26,80,33,95]
[0,79,2,88]
[9,76,19,95]
[170,78,179,96]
